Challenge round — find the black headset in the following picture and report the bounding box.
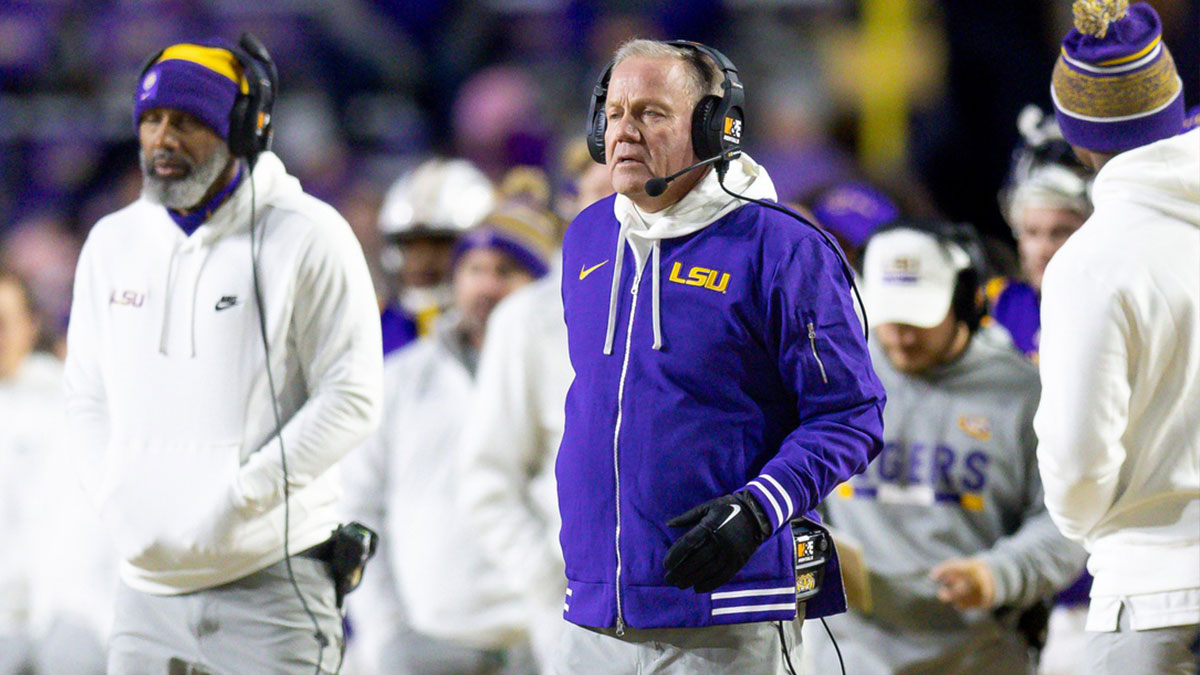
[586,40,745,165]
[869,219,991,331]
[137,33,278,166]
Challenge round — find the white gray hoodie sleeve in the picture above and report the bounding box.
[234,214,384,512]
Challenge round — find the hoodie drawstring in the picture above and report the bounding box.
[650,241,662,350]
[602,232,665,355]
[187,245,215,358]
[602,226,629,356]
[158,239,182,355]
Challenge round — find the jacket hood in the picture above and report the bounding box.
[1093,129,1200,228]
[613,152,778,242]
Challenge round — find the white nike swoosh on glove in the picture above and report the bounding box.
[717,504,741,530]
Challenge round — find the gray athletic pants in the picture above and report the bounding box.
[555,619,803,674]
[1086,606,1200,675]
[108,557,343,674]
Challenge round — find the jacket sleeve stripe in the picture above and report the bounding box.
[760,473,795,522]
[748,480,784,529]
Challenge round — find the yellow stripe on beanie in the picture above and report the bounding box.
[1097,34,1159,66]
[157,44,248,94]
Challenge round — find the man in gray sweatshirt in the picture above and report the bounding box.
[807,223,1086,675]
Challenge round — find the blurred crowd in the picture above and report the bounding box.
[1,1,1198,674]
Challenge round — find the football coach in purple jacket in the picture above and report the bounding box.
[554,38,886,673]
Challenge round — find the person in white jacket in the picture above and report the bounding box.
[1038,3,1199,673]
[63,37,382,674]
[456,149,610,674]
[0,269,116,675]
[341,200,559,675]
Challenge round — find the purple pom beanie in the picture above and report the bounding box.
[133,41,246,139]
[1050,1,1184,153]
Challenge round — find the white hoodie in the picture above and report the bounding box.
[64,152,383,594]
[1034,129,1200,629]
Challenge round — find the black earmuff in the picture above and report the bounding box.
[135,33,278,166]
[585,40,744,165]
[870,220,991,331]
[226,33,278,166]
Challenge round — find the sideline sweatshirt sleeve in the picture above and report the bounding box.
[63,232,111,503]
[457,292,564,596]
[979,396,1087,608]
[1034,252,1131,543]
[235,215,384,511]
[746,234,886,532]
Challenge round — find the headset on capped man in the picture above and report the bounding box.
[869,219,992,331]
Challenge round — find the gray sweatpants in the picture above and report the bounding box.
[1086,606,1200,675]
[555,619,802,674]
[108,557,343,674]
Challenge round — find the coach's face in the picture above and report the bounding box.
[604,56,702,212]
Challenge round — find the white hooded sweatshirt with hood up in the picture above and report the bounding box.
[1034,129,1200,630]
[65,152,383,595]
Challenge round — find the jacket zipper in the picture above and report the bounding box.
[611,266,644,636]
[807,322,828,384]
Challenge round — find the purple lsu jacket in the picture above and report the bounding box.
[557,194,886,631]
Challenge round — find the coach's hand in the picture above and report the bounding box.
[663,491,771,593]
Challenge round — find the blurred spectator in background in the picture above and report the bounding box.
[988,105,1092,363]
[342,195,559,675]
[0,214,81,358]
[458,141,611,674]
[452,66,551,182]
[990,105,1095,675]
[806,180,901,271]
[0,267,114,675]
[376,157,495,355]
[812,223,1085,674]
[1036,3,1199,673]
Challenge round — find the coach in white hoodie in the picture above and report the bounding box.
[64,38,382,673]
[1038,3,1198,673]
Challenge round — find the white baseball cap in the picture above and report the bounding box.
[863,228,971,329]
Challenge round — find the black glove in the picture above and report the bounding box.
[663,491,771,593]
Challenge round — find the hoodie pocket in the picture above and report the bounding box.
[98,440,244,569]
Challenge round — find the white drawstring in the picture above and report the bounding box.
[158,239,182,355]
[602,224,630,355]
[651,241,662,350]
[187,244,215,358]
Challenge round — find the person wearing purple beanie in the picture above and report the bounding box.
[64,38,383,673]
[1036,2,1200,673]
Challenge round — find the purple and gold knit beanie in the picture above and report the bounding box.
[133,42,247,140]
[1051,0,1184,153]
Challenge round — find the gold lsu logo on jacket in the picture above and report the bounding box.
[668,262,729,294]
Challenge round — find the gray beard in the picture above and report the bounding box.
[140,144,232,211]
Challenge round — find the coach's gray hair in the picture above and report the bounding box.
[611,39,722,106]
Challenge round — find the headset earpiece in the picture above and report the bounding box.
[690,95,721,160]
[586,74,610,164]
[227,33,277,165]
